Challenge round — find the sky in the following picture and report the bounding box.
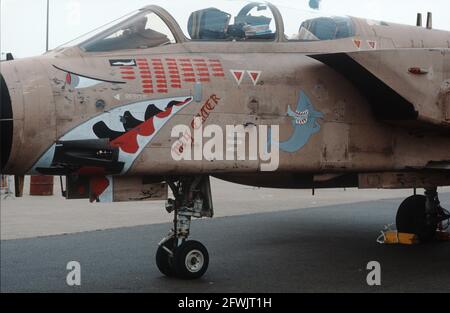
[1,0,449,59]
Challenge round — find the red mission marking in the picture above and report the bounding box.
[166,59,182,89]
[137,59,154,94]
[122,76,136,80]
[208,60,224,79]
[150,58,167,93]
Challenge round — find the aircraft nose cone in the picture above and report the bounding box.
[0,72,13,171]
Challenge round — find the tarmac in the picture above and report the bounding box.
[1,177,449,292]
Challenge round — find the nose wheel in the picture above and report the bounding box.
[156,238,209,279]
[156,176,213,279]
[396,188,450,242]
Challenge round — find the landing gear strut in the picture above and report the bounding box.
[396,187,450,242]
[156,176,213,279]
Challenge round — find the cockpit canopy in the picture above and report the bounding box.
[72,1,358,53]
[81,11,176,52]
[296,16,355,41]
[186,4,276,41]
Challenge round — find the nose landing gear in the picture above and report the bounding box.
[396,187,450,242]
[156,176,213,279]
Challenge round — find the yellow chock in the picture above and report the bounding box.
[377,230,419,245]
[386,231,418,245]
[378,229,450,244]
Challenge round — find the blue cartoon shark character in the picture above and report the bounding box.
[274,91,324,153]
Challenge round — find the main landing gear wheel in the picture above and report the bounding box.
[396,195,437,242]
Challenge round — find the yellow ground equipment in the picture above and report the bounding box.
[381,231,419,245]
[377,226,450,245]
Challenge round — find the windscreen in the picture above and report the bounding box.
[79,10,176,52]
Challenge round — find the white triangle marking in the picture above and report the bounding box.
[247,71,262,86]
[230,70,245,86]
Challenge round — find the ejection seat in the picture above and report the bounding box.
[188,8,231,40]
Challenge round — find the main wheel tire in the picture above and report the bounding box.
[173,240,209,279]
[156,238,176,277]
[396,195,437,242]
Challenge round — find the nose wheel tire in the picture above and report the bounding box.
[396,195,437,242]
[173,240,209,279]
[156,238,176,277]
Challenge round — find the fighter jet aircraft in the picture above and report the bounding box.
[1,2,449,279]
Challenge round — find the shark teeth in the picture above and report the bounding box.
[294,109,309,125]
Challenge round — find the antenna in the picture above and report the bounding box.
[46,0,50,52]
[416,13,422,27]
[426,12,433,29]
